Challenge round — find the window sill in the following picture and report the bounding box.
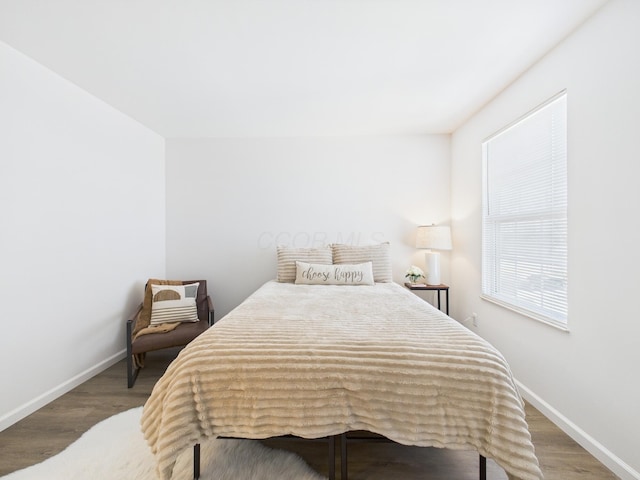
[480,295,570,333]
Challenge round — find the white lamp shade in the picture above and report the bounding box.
[416,225,452,250]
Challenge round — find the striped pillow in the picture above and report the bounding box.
[331,243,392,283]
[150,283,199,325]
[277,246,332,282]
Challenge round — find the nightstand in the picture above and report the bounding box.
[404,282,449,315]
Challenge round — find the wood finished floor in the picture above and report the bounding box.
[0,348,619,479]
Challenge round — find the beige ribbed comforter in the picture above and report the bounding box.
[142,281,543,480]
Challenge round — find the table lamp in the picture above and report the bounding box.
[416,225,452,285]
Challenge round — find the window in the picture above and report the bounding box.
[482,92,568,329]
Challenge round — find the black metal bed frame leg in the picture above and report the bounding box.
[194,443,201,479]
[328,436,336,480]
[341,433,348,480]
[479,454,486,480]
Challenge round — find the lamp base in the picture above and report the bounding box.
[425,251,441,285]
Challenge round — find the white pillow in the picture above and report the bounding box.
[276,246,332,282]
[331,243,392,283]
[295,261,375,286]
[150,283,200,325]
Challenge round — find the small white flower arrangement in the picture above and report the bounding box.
[405,265,425,284]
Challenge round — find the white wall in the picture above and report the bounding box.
[450,1,640,478]
[0,42,166,430]
[166,135,451,319]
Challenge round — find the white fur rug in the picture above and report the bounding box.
[2,407,326,480]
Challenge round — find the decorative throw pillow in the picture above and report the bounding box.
[295,261,375,286]
[331,243,392,283]
[150,283,199,325]
[276,245,332,282]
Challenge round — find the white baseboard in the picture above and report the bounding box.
[0,349,126,433]
[516,380,639,480]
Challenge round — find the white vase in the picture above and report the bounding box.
[425,251,441,285]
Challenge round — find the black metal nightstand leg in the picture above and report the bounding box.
[445,289,449,315]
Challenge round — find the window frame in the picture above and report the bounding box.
[481,90,569,331]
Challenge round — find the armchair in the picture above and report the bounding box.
[126,279,213,387]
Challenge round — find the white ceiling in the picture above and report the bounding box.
[0,0,608,138]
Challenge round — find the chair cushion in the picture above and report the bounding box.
[131,320,209,354]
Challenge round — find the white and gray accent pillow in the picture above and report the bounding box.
[295,261,375,286]
[150,283,199,325]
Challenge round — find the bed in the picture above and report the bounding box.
[141,269,543,480]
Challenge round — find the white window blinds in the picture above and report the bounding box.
[482,92,568,328]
